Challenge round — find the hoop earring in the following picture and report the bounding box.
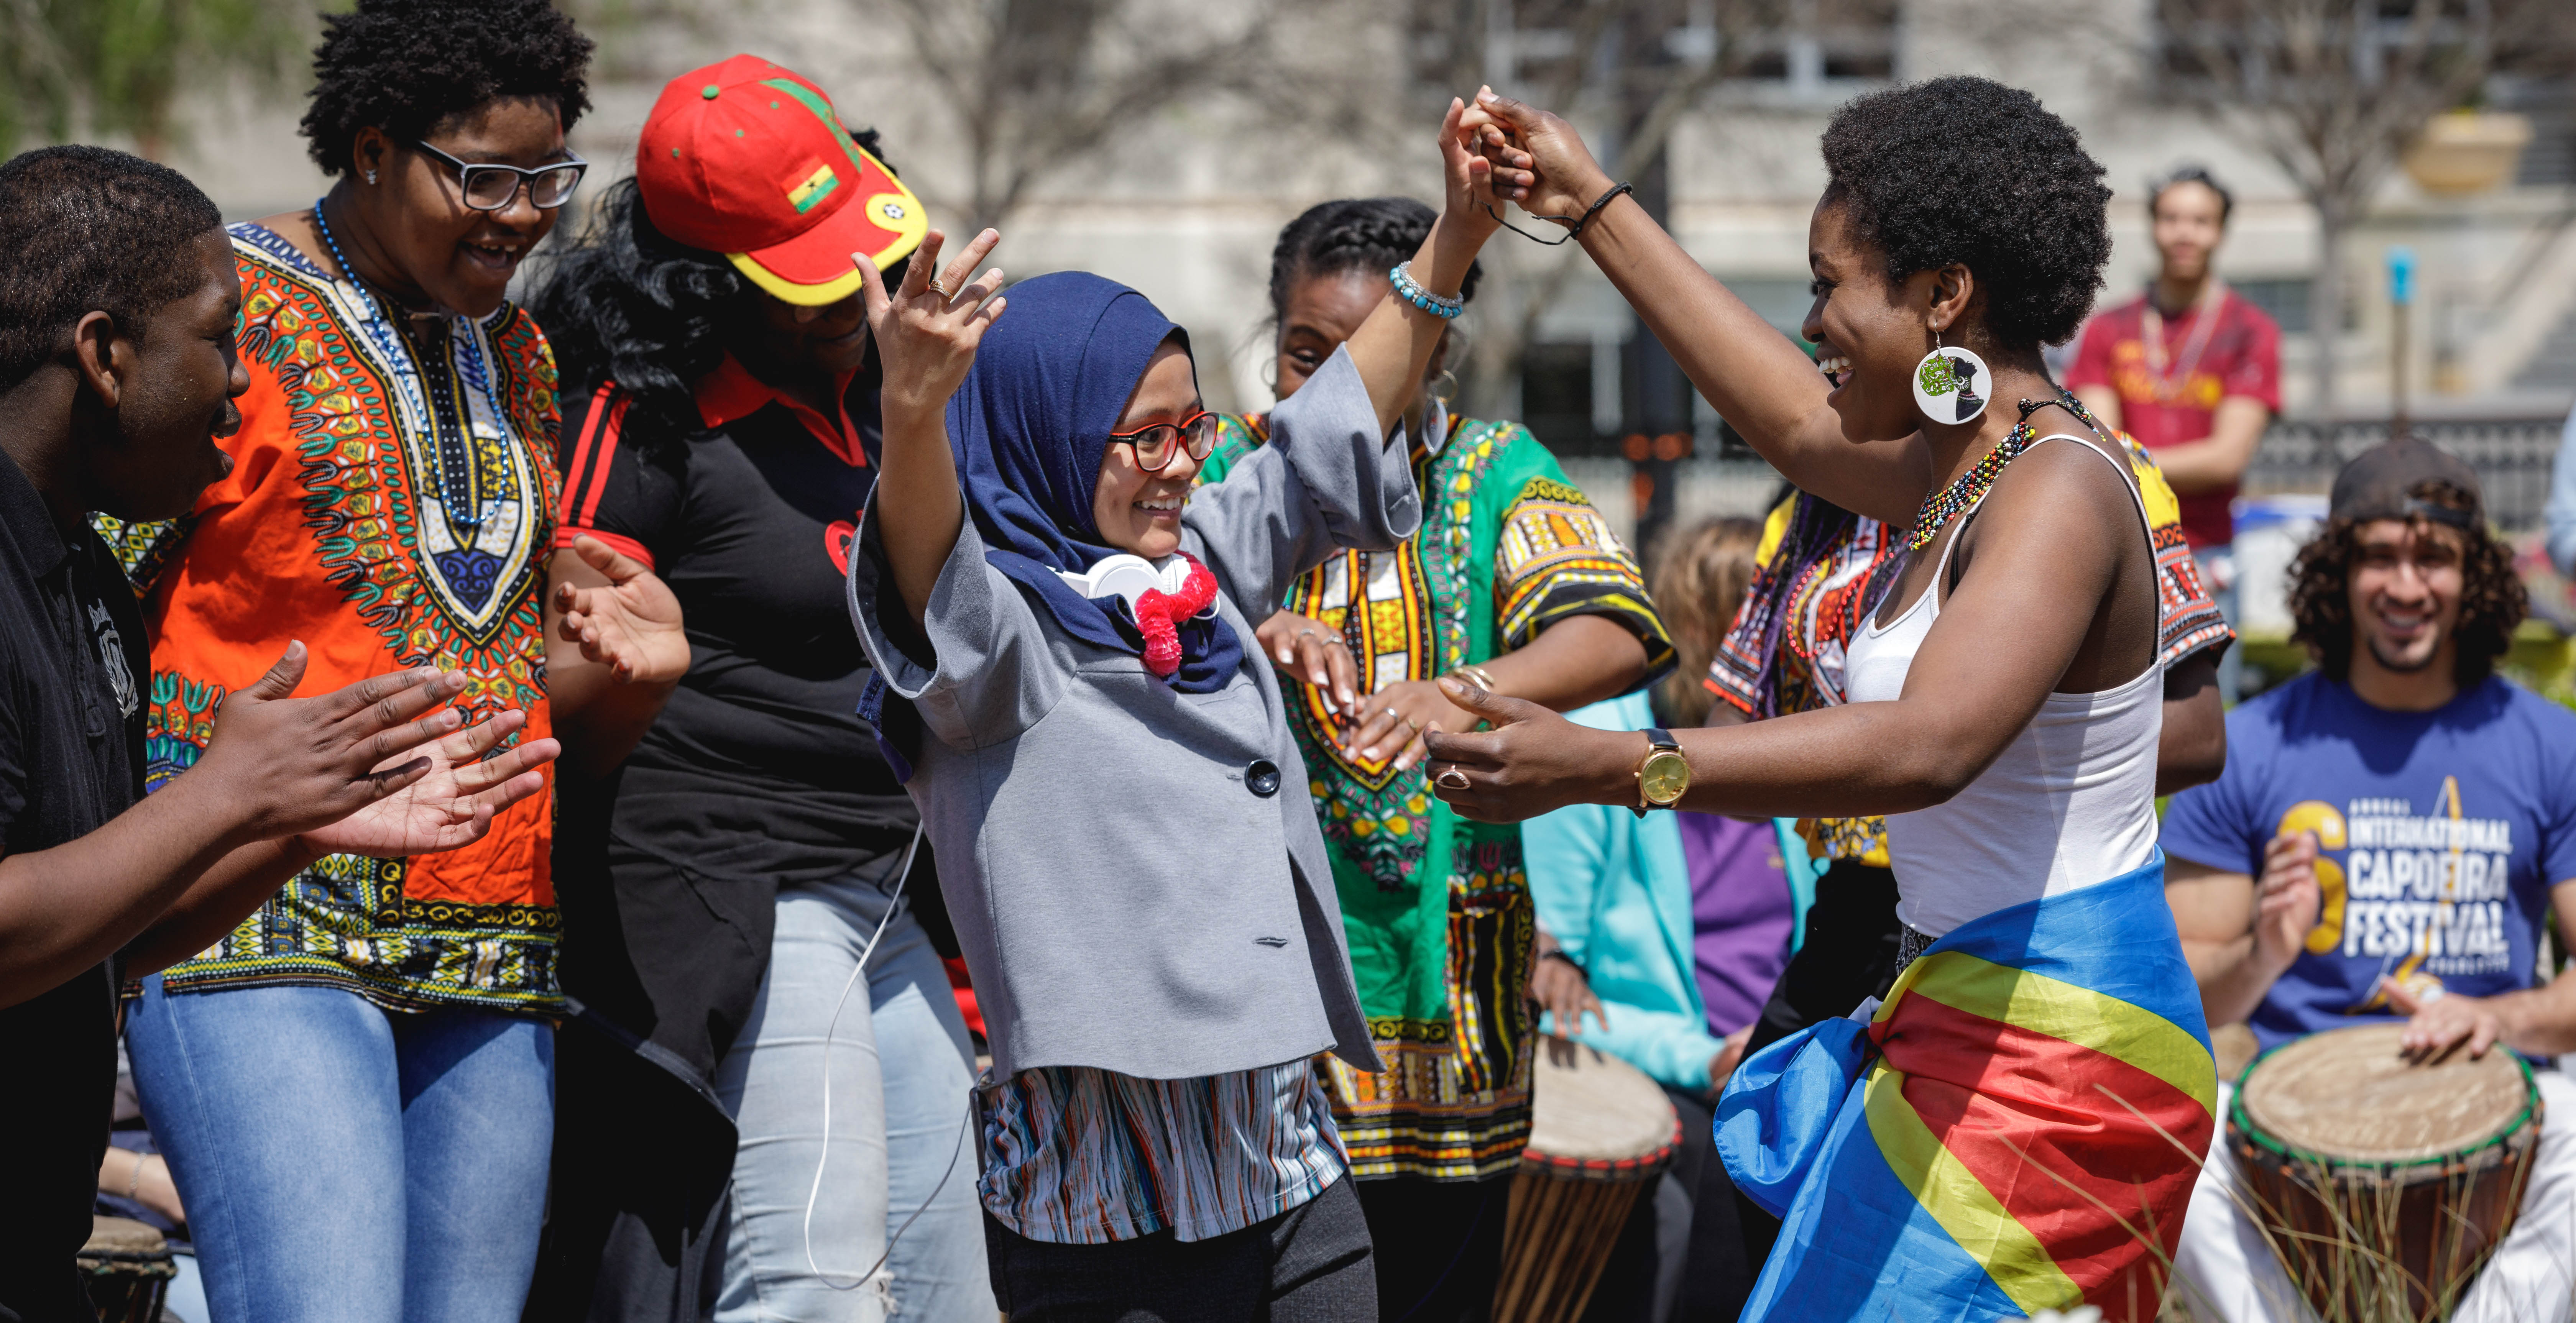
[1430,368,1458,406]
[1911,328,1990,425]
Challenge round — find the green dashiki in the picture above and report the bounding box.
[1197,408,1671,1180]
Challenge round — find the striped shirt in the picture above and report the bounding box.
[977,1059,1348,1244]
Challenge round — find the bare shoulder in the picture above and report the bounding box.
[1968,427,2140,556]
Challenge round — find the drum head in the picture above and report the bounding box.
[1526,1036,1677,1174]
[2238,1023,2535,1166]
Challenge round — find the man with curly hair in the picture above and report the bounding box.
[2162,438,2576,1321]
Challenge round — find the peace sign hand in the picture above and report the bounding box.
[861,228,1007,421]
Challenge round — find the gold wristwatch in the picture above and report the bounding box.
[1632,727,1690,817]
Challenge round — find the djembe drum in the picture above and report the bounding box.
[78,1215,174,1323]
[2229,1022,2543,1323]
[1493,1037,1680,1323]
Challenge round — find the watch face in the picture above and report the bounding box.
[1641,750,1691,805]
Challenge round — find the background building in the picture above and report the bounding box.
[18,0,2574,680]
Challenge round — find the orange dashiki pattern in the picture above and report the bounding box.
[121,224,562,1014]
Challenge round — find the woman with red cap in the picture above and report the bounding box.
[525,57,989,1323]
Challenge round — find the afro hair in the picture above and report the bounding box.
[1819,76,2112,353]
[300,0,594,177]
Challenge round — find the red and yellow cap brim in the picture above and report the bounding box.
[726,79,928,305]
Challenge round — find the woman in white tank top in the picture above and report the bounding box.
[1434,79,2221,1323]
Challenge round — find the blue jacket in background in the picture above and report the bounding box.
[1523,693,1816,1093]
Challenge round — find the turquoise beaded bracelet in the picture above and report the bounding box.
[1388,262,1464,319]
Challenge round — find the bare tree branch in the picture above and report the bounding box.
[2158,0,2562,415]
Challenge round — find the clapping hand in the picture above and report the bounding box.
[554,534,687,685]
[188,644,547,849]
[298,706,557,858]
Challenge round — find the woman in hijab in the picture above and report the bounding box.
[843,105,1500,1319]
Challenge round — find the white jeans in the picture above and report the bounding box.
[713,872,992,1323]
[2173,1069,2576,1323]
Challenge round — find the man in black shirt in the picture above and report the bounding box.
[0,146,561,1321]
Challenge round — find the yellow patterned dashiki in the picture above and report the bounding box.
[1195,408,1672,1180]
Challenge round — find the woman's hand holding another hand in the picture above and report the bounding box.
[1422,678,1634,822]
[860,227,1007,422]
[1458,88,1615,228]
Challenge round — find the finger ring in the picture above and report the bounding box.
[927,277,955,298]
[1382,707,1401,720]
[1402,714,1421,732]
[1435,766,1472,791]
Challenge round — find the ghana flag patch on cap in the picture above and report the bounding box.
[637,54,927,306]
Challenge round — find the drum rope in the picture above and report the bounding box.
[800,821,978,1298]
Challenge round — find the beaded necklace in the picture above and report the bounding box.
[312,199,486,535]
[1906,391,2082,551]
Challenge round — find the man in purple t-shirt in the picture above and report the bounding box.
[2160,440,2576,1321]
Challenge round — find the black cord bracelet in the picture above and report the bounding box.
[1487,180,1635,246]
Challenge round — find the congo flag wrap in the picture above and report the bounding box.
[1718,853,2218,1323]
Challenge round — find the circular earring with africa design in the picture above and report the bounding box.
[1911,325,1990,425]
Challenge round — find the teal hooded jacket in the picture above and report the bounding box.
[1521,693,1816,1092]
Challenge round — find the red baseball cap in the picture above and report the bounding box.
[637,55,927,306]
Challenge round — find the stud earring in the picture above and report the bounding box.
[1911,327,1990,425]
[364,170,377,185]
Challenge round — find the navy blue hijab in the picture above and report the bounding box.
[948,271,1244,691]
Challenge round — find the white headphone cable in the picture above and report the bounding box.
[798,820,974,1296]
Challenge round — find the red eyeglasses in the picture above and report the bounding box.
[1107,410,1220,473]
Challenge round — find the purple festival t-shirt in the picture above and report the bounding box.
[1676,812,1797,1036]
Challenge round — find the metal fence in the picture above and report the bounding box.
[2240,417,2568,531]
[1558,414,2571,550]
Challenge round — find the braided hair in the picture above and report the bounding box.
[1266,197,1483,326]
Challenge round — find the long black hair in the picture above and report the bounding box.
[527,130,904,458]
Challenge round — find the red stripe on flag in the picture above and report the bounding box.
[1885,994,2213,1317]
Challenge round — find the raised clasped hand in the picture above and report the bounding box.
[859,227,1007,421]
[1457,86,1613,231]
[189,643,555,853]
[554,533,687,685]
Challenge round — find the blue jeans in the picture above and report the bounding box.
[713,874,992,1323]
[125,979,553,1323]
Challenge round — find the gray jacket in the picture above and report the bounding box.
[846,348,1416,1080]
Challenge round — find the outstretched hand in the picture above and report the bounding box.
[861,227,1006,422]
[189,645,475,844]
[1458,87,1617,231]
[554,534,687,685]
[298,707,558,858]
[1422,677,1631,822]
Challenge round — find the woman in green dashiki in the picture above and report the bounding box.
[1196,196,1673,1321]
